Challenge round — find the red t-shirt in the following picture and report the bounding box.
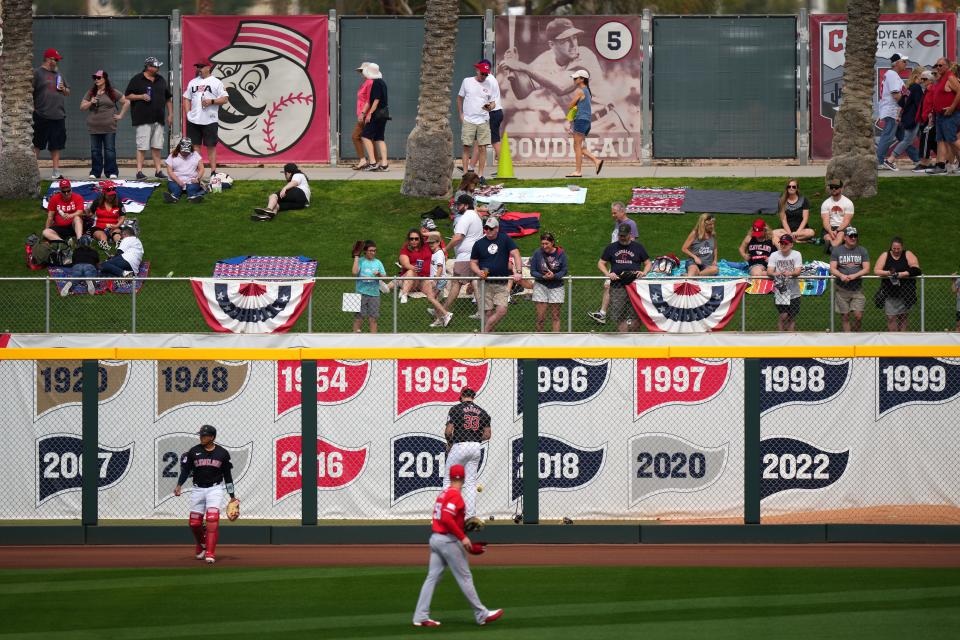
[47,193,86,227]
[94,205,122,230]
[400,245,433,277]
[431,486,466,539]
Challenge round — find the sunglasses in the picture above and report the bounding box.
[829,185,842,189]
[787,185,798,189]
[407,236,420,241]
[92,75,104,80]
[60,189,71,194]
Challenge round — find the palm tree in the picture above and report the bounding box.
[0,2,41,198]
[401,0,459,198]
[826,0,879,198]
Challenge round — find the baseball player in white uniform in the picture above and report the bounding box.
[443,387,490,529]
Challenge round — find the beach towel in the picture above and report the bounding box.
[49,261,150,295]
[499,212,541,237]
[213,255,318,278]
[42,180,159,214]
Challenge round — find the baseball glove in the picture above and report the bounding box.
[226,498,240,521]
[464,516,485,533]
[466,541,488,555]
[351,240,365,258]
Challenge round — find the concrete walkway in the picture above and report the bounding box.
[51,162,931,181]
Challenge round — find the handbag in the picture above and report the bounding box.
[372,106,390,122]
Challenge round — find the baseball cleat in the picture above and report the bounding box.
[480,609,503,625]
[413,619,441,627]
[204,555,216,564]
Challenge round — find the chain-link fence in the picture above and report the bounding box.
[758,356,960,525]
[7,352,957,525]
[3,275,959,335]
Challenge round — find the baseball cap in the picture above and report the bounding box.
[92,69,105,79]
[844,226,859,237]
[780,234,795,245]
[751,218,767,238]
[921,69,935,80]
[420,218,438,231]
[474,60,491,74]
[197,425,217,437]
[456,194,474,207]
[484,217,499,229]
[571,69,590,80]
[194,59,213,68]
[283,162,300,174]
[545,17,584,42]
[144,56,163,68]
[449,464,465,480]
[179,138,193,152]
[617,223,633,236]
[44,48,63,61]
[890,53,909,63]
[460,387,476,399]
[58,179,71,190]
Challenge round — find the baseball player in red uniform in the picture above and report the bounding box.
[412,464,503,627]
[174,425,236,564]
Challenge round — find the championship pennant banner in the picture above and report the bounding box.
[494,15,642,163]
[810,13,956,159]
[181,16,330,164]
[5,357,959,522]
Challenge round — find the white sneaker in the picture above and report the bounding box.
[88,174,97,180]
[399,292,408,304]
[86,280,96,295]
[429,317,444,327]
[108,174,119,179]
[379,281,390,294]
[60,282,72,297]
[468,311,480,319]
[442,311,453,327]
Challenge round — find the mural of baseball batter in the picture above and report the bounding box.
[181,17,329,164]
[495,15,641,163]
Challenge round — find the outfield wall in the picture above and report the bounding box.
[2,334,959,536]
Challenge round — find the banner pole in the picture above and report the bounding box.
[171,11,182,146]
[798,9,809,166]
[82,360,99,527]
[521,359,539,524]
[328,10,338,167]
[641,10,653,166]
[743,359,761,525]
[301,360,318,525]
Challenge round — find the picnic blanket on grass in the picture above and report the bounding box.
[213,255,317,278]
[475,187,587,205]
[627,187,779,215]
[500,212,541,237]
[49,261,150,295]
[648,259,829,296]
[42,180,159,214]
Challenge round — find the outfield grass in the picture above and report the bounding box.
[2,177,957,333]
[1,566,958,638]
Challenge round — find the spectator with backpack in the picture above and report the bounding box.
[44,179,84,244]
[100,222,143,278]
[61,236,99,296]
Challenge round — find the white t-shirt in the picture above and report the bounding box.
[118,236,144,273]
[879,69,904,119]
[820,195,854,228]
[289,172,310,202]
[769,249,803,301]
[183,75,227,126]
[458,76,499,125]
[165,151,202,183]
[453,209,484,262]
[431,248,446,278]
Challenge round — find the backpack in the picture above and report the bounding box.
[47,241,73,267]
[26,234,49,268]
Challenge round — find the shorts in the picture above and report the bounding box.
[835,287,865,314]
[277,186,308,211]
[775,297,801,319]
[608,285,636,323]
[186,121,219,148]
[356,294,381,319]
[48,224,75,239]
[488,109,504,144]
[452,261,473,278]
[481,281,509,311]
[935,111,960,143]
[32,113,67,151]
[135,123,165,151]
[189,482,225,514]
[532,282,565,304]
[884,296,910,316]
[572,119,591,136]
[461,121,491,146]
[361,118,387,142]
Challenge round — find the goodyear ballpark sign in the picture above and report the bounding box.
[811,13,957,159]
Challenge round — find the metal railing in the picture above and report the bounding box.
[1,274,956,334]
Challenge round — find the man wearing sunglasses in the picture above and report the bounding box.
[925,57,960,175]
[43,179,85,244]
[819,179,854,253]
[457,60,500,182]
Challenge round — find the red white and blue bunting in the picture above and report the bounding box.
[191,279,314,334]
[627,279,748,333]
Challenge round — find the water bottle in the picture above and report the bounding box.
[56,74,62,91]
[146,86,152,102]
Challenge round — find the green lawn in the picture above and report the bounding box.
[0,566,957,638]
[2,177,957,333]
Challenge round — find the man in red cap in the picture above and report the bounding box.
[183,59,228,175]
[412,464,503,628]
[43,179,84,244]
[457,60,500,182]
[33,48,70,180]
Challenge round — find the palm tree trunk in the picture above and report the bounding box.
[0,0,41,198]
[400,0,459,198]
[826,0,879,198]
[196,0,215,14]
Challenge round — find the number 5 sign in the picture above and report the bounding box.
[594,21,633,61]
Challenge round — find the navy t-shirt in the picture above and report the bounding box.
[600,240,650,287]
[470,232,518,277]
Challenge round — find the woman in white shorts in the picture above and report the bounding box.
[529,232,568,332]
